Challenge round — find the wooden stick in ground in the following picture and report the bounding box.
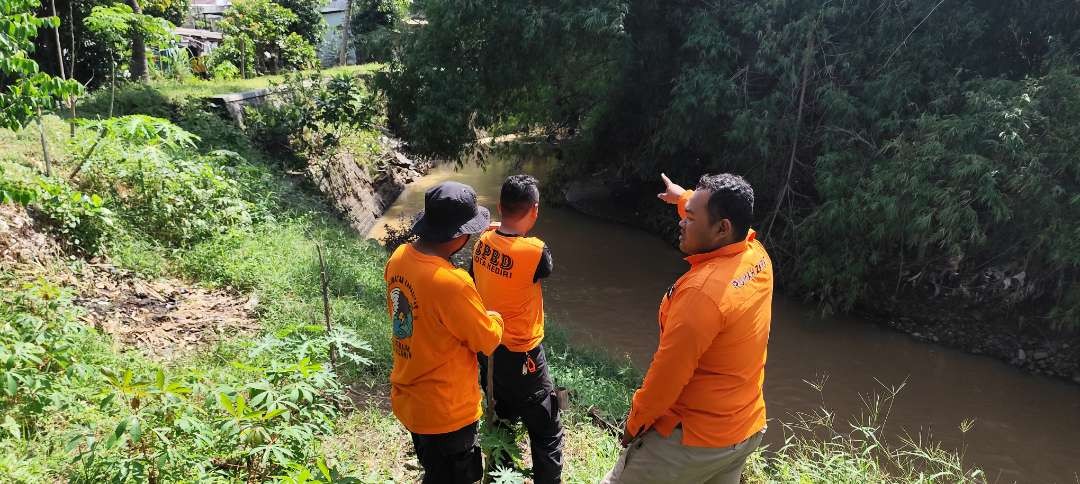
[316,244,341,375]
[485,354,496,425]
[36,108,52,176]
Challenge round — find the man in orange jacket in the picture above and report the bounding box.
[471,175,563,483]
[602,173,772,484]
[385,181,505,483]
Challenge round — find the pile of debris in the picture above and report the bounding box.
[1,204,259,360]
[74,264,259,360]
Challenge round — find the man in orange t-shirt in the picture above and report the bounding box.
[471,175,563,483]
[385,181,505,483]
[603,173,773,484]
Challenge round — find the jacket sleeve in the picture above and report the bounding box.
[532,244,554,282]
[676,189,694,220]
[625,286,724,437]
[439,275,504,356]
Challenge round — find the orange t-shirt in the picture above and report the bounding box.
[385,243,504,435]
[626,190,773,447]
[471,231,546,352]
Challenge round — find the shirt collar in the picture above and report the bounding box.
[683,229,757,266]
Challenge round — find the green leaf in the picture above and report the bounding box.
[218,392,235,414]
[2,416,21,440]
[3,372,17,396]
[129,416,142,443]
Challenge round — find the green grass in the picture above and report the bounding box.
[141,64,384,103]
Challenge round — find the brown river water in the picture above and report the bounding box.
[368,152,1080,483]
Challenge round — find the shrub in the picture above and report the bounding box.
[75,116,257,246]
[208,34,256,78]
[216,0,319,75]
[211,60,241,81]
[245,71,380,166]
[30,178,116,255]
[281,32,319,71]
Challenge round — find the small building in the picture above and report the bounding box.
[319,0,353,65]
[173,27,223,57]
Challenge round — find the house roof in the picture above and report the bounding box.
[173,27,224,40]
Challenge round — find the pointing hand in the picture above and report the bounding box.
[657,173,686,205]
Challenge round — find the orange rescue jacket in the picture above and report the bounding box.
[626,190,773,447]
[385,243,504,435]
[471,231,546,352]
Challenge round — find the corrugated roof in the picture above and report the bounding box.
[173,27,224,40]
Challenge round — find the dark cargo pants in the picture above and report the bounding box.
[479,343,565,483]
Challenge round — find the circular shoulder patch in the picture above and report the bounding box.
[390,287,414,339]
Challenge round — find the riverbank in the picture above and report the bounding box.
[550,161,1080,386]
[0,76,989,481]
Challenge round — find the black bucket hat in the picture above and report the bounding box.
[412,181,490,242]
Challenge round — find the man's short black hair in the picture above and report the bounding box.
[696,173,754,239]
[500,174,540,219]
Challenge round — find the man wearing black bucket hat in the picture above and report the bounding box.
[385,181,505,483]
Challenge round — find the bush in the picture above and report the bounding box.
[211,60,241,81]
[75,116,258,246]
[208,34,256,78]
[350,0,408,63]
[30,178,116,255]
[281,32,319,71]
[245,71,379,166]
[216,0,319,75]
[0,279,89,440]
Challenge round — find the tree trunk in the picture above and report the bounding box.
[128,0,149,82]
[339,0,352,66]
[110,60,116,117]
[37,108,52,177]
[50,0,66,80]
[68,0,76,78]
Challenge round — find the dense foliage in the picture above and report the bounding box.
[383,0,1080,327]
[211,0,318,76]
[272,0,326,47]
[349,0,408,63]
[0,0,82,130]
[245,71,379,166]
[378,0,625,155]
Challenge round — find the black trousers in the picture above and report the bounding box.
[478,343,565,484]
[410,421,483,484]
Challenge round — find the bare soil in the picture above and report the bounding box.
[1,204,259,360]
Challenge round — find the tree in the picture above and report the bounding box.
[84,3,174,114]
[1,0,83,174]
[384,0,1080,327]
[142,0,189,25]
[127,0,148,81]
[215,0,316,75]
[349,0,406,62]
[272,0,325,46]
[379,0,625,155]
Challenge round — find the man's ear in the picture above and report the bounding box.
[715,218,733,238]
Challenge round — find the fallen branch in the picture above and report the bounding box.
[588,406,622,438]
[766,30,815,239]
[68,128,106,181]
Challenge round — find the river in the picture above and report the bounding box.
[367,150,1080,483]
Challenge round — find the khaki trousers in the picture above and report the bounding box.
[600,428,763,484]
